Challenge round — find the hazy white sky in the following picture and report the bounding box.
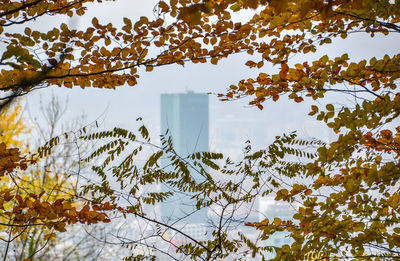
[21,0,400,158]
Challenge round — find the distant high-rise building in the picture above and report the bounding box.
[160,92,209,226]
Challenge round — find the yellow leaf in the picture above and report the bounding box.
[273,217,281,226]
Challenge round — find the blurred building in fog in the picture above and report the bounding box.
[160,92,209,225]
[259,196,296,258]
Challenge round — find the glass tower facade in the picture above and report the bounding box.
[160,92,209,226]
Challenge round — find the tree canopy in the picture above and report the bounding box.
[0,0,399,260]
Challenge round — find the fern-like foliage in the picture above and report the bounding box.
[37,121,324,260]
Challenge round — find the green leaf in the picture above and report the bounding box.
[230,4,242,12]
